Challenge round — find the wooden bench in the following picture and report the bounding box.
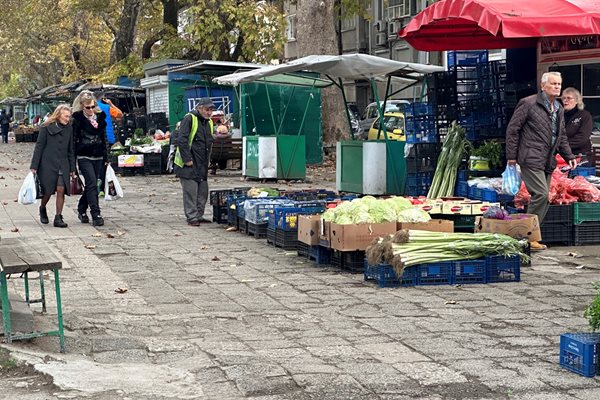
[0,238,65,353]
[210,137,243,172]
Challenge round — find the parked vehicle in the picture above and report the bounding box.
[367,112,406,141]
[359,100,410,139]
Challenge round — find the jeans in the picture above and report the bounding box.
[1,126,8,143]
[77,158,104,218]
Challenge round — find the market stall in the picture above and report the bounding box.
[216,54,443,190]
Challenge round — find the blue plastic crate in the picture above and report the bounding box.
[456,181,469,197]
[569,167,597,178]
[454,259,486,284]
[480,188,513,203]
[415,262,453,285]
[308,245,332,265]
[364,263,418,288]
[485,254,521,283]
[457,170,469,182]
[267,206,325,231]
[244,199,295,224]
[409,102,434,117]
[560,333,600,377]
[448,50,488,67]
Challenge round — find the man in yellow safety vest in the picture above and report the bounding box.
[174,97,215,226]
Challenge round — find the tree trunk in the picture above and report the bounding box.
[296,0,349,148]
[142,0,179,59]
[111,0,142,64]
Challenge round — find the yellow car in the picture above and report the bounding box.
[367,112,406,141]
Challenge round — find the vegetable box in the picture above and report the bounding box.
[298,215,321,246]
[329,222,397,252]
[474,214,542,242]
[397,219,454,233]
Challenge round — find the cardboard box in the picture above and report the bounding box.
[329,221,397,251]
[319,219,331,248]
[417,201,443,214]
[475,214,541,242]
[397,219,454,233]
[118,154,144,167]
[471,202,500,215]
[298,215,320,246]
[442,201,473,215]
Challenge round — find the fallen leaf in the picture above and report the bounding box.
[117,231,125,236]
[568,252,582,258]
[2,202,7,205]
[10,227,19,232]
[211,256,221,261]
[269,284,277,288]
[174,233,182,237]
[13,199,17,202]
[92,233,102,237]
[114,287,128,294]
[445,300,457,305]
[576,265,586,269]
[226,227,237,232]
[201,246,208,250]
[106,233,115,239]
[148,193,156,197]
[84,244,96,249]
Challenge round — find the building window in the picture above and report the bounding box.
[286,14,297,41]
[387,0,410,20]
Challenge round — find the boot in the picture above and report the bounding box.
[39,206,49,224]
[92,216,104,227]
[530,241,547,251]
[53,214,68,228]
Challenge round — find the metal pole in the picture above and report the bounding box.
[339,78,355,140]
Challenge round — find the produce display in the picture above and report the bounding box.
[321,196,430,224]
[366,229,529,277]
[428,121,469,199]
[514,169,600,207]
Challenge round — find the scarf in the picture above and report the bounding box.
[86,113,98,129]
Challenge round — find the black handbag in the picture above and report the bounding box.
[34,173,43,199]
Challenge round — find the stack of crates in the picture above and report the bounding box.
[404,102,437,144]
[540,204,574,245]
[266,201,325,250]
[210,188,249,224]
[573,202,600,245]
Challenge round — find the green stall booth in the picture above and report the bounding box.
[217,55,443,192]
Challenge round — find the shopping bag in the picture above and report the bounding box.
[502,164,521,196]
[18,172,37,205]
[34,173,44,199]
[70,175,84,195]
[104,164,123,201]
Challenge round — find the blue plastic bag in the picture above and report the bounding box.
[502,165,521,196]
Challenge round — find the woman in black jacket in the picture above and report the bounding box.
[30,104,76,227]
[562,87,593,158]
[72,90,108,226]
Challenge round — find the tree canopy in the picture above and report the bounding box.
[0,0,287,98]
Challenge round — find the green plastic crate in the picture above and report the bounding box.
[573,202,600,225]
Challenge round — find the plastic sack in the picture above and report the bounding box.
[502,165,521,196]
[104,164,123,201]
[18,172,37,205]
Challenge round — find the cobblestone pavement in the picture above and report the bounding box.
[1,142,600,399]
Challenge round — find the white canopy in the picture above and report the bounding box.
[215,54,445,86]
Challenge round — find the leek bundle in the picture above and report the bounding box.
[427,121,469,199]
[366,229,529,277]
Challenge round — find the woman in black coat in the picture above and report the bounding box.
[562,87,593,158]
[30,104,76,227]
[72,90,108,227]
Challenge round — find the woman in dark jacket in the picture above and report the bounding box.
[72,90,108,226]
[562,87,593,158]
[30,104,76,227]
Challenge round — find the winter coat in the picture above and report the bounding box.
[506,92,575,173]
[72,110,108,162]
[564,108,593,156]
[174,109,214,181]
[29,121,76,196]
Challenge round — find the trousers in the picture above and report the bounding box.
[180,178,208,223]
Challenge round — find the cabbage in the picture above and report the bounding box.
[322,208,336,222]
[385,196,413,213]
[397,208,431,223]
[483,206,510,220]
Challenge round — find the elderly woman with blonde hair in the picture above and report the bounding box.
[30,104,76,227]
[72,90,108,226]
[562,87,593,158]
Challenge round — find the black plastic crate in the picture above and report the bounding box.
[118,167,140,176]
[212,205,228,224]
[331,250,365,273]
[542,204,573,224]
[210,187,250,207]
[297,241,310,258]
[540,222,573,245]
[308,245,331,265]
[405,156,437,173]
[143,153,162,175]
[238,216,248,234]
[247,222,268,238]
[574,221,600,246]
[272,229,298,250]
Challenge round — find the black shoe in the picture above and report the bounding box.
[39,207,49,224]
[53,214,68,228]
[92,216,104,226]
[78,212,90,224]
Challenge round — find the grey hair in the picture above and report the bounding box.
[72,90,100,113]
[562,87,585,110]
[541,71,562,85]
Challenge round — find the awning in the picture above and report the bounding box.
[399,0,600,51]
[215,54,444,87]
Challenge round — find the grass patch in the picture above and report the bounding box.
[0,347,17,371]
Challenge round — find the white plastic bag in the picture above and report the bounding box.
[18,172,37,205]
[104,164,123,201]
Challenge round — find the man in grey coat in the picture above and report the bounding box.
[174,98,215,226]
[506,71,577,250]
